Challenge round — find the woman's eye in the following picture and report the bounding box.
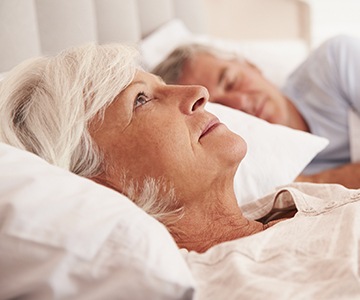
[134,92,152,109]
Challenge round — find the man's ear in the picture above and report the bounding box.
[244,59,262,74]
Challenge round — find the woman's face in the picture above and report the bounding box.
[178,53,291,126]
[90,70,246,201]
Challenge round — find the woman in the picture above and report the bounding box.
[0,44,284,253]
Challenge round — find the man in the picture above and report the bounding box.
[153,35,360,188]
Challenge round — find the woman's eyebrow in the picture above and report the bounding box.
[128,80,146,86]
[128,76,165,88]
[155,75,166,84]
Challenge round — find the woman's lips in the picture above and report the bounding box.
[200,117,221,139]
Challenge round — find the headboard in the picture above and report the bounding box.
[0,0,206,73]
[0,0,310,76]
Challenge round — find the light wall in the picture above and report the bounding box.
[305,0,360,48]
[200,0,360,48]
[200,0,306,40]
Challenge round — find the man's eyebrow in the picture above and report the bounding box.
[218,67,226,85]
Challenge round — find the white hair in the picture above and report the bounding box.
[0,43,183,226]
[0,43,138,177]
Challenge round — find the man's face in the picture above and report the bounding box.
[178,52,291,126]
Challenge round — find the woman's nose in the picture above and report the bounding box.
[180,85,209,114]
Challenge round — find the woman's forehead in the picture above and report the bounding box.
[129,70,165,88]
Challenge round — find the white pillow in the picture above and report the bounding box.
[140,19,193,71]
[206,103,328,207]
[0,143,194,299]
[140,20,308,87]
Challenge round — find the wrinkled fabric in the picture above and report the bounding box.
[184,183,360,300]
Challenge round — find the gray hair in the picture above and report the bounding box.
[152,43,241,84]
[0,43,182,226]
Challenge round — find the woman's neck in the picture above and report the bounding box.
[169,196,264,253]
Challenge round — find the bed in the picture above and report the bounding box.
[1,0,360,299]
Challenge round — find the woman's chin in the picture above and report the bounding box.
[219,132,247,167]
[232,135,247,165]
